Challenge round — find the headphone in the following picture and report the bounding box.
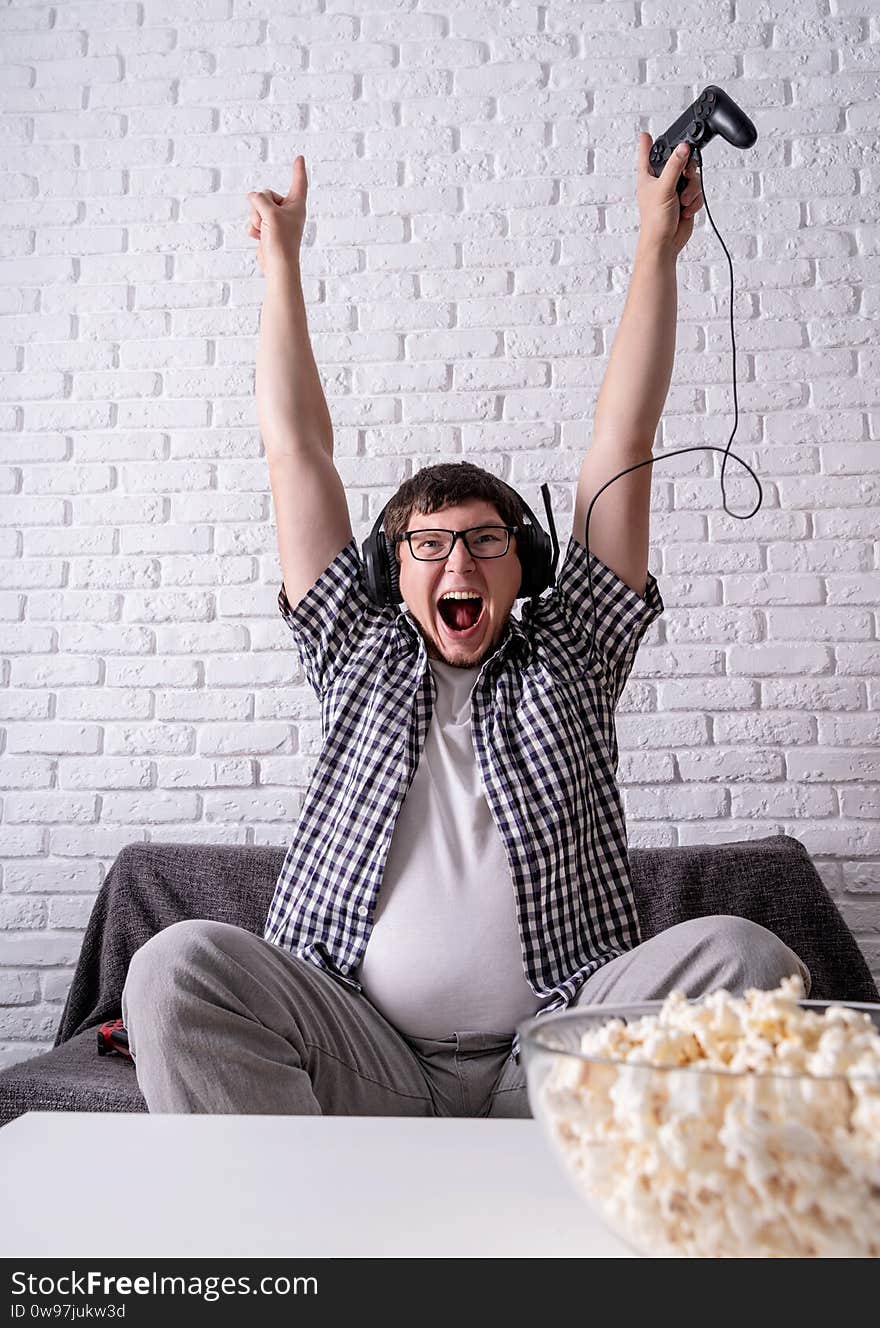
[361,478,561,609]
[360,97,765,669]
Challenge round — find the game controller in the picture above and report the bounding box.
[647,85,758,195]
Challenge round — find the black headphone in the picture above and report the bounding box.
[361,478,561,609]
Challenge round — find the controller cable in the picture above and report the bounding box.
[580,142,763,671]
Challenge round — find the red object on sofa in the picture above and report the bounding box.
[96,1018,132,1061]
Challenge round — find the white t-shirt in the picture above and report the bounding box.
[357,656,555,1037]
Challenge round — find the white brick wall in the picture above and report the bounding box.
[1,1,878,1070]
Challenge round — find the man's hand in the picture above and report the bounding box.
[246,156,309,277]
[636,133,704,258]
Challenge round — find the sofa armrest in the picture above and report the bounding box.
[630,833,878,1003]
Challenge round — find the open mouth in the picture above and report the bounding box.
[436,595,486,640]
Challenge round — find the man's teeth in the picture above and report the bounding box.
[439,592,482,601]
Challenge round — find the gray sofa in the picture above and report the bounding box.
[1,834,877,1128]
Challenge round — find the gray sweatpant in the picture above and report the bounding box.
[121,912,811,1118]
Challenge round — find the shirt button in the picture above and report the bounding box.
[340,963,349,974]
[357,905,368,918]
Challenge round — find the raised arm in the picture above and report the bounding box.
[572,133,704,599]
[247,160,353,610]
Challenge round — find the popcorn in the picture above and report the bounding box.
[536,976,880,1258]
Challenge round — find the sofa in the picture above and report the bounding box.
[1,833,877,1128]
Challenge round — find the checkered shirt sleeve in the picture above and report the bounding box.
[277,537,390,700]
[550,533,664,706]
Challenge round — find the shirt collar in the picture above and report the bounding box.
[390,606,531,667]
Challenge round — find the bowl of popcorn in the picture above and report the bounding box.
[517,975,880,1258]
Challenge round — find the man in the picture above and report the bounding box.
[122,139,810,1116]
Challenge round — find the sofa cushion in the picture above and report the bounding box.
[631,836,879,1004]
[0,1030,145,1128]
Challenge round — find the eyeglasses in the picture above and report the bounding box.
[397,525,518,561]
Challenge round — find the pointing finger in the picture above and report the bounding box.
[287,155,307,203]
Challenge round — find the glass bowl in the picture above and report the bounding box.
[517,997,880,1259]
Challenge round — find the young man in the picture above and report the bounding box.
[121,143,810,1116]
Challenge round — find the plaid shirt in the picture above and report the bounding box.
[264,532,663,1061]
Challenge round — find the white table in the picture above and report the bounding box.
[0,1112,633,1258]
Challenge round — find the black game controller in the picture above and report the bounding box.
[648,85,758,195]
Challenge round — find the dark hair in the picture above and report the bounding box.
[384,462,526,558]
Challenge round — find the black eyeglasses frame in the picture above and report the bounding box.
[394,525,521,561]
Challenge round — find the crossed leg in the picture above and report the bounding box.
[484,914,811,1118]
